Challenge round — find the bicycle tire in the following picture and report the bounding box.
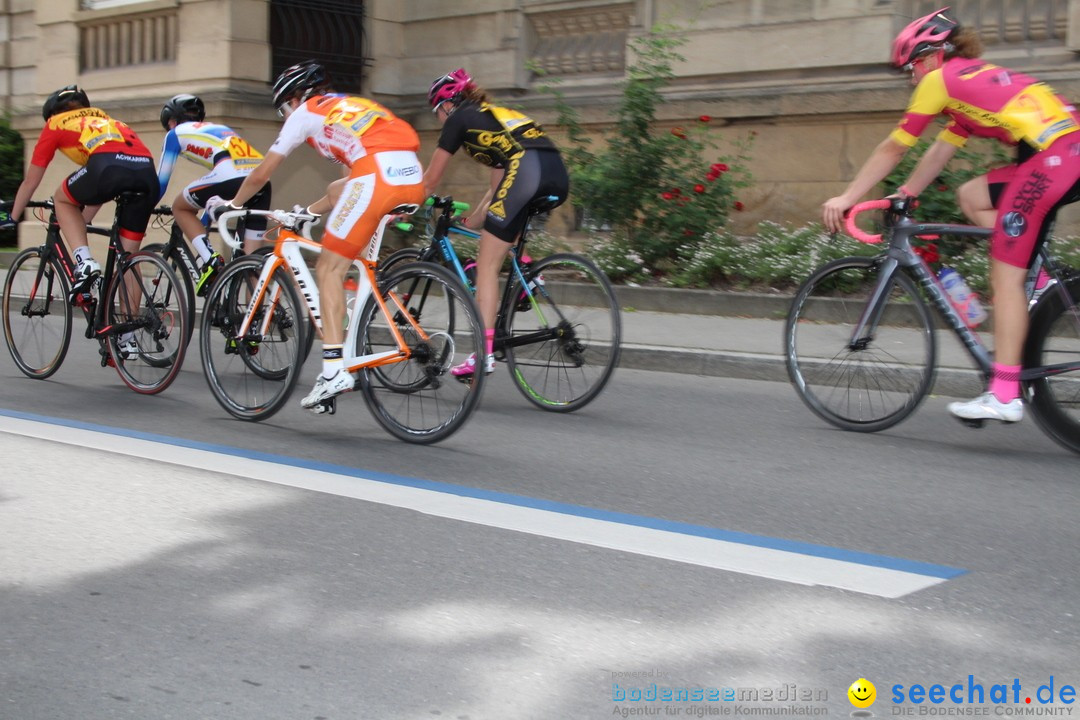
[2,247,72,379]
[1023,275,1080,455]
[785,255,937,432]
[357,261,485,444]
[378,247,424,281]
[503,253,621,412]
[143,241,196,347]
[200,257,306,420]
[105,251,190,394]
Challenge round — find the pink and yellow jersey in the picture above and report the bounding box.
[267,94,419,166]
[891,57,1080,151]
[30,107,152,168]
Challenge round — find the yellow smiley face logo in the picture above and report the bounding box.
[848,678,876,708]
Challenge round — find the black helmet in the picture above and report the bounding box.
[160,93,206,130]
[272,61,328,110]
[42,85,89,121]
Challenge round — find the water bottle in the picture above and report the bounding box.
[938,267,987,328]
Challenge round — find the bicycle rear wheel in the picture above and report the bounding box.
[105,251,190,394]
[785,256,936,432]
[1023,275,1080,455]
[143,241,196,347]
[503,253,621,412]
[2,247,72,379]
[200,257,305,420]
[357,262,485,444]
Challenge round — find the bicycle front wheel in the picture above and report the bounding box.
[357,262,485,444]
[2,248,72,379]
[503,253,621,412]
[200,257,305,421]
[1024,276,1080,455]
[785,256,936,432]
[106,251,190,394]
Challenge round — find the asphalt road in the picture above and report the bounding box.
[1,336,1078,719]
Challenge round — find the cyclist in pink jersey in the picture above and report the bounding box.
[822,7,1080,425]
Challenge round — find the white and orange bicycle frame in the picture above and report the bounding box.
[216,207,425,372]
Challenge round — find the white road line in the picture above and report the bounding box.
[0,413,960,598]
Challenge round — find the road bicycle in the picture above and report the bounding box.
[784,196,1080,455]
[201,204,486,444]
[2,194,190,393]
[380,195,621,412]
[141,202,283,349]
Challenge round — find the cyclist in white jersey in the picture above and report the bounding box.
[157,94,271,294]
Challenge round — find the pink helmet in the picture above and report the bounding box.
[428,68,472,108]
[891,7,958,68]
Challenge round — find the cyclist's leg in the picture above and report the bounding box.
[303,152,424,408]
[949,137,1080,421]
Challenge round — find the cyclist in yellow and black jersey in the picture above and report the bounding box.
[423,69,569,379]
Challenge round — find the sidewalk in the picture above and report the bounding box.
[0,251,986,397]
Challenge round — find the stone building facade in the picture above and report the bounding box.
[3,0,1080,250]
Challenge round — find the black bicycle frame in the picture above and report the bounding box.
[855,204,1080,382]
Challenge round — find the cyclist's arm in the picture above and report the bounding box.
[822,137,908,233]
[228,151,286,208]
[9,163,47,221]
[466,167,502,229]
[156,130,181,202]
[424,147,453,195]
[898,138,960,197]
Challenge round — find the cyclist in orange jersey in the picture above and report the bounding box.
[215,61,425,410]
[822,8,1080,425]
[4,86,158,302]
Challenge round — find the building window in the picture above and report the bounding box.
[270,0,367,93]
[80,0,149,8]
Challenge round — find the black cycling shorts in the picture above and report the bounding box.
[63,152,159,239]
[484,149,569,242]
[186,176,272,233]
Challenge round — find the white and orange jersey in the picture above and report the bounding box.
[267,94,420,166]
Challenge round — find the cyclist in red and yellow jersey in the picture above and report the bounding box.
[217,61,425,411]
[822,8,1080,425]
[5,86,159,301]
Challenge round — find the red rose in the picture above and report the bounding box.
[671,127,686,139]
[734,201,745,211]
[661,192,674,200]
[711,163,729,173]
[694,184,706,193]
[706,172,719,182]
[699,115,711,123]
[671,188,681,195]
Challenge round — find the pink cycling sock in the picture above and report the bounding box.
[989,362,1021,403]
[485,328,495,357]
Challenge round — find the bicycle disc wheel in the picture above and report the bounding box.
[357,262,485,444]
[785,256,936,432]
[2,248,72,379]
[105,251,190,394]
[503,253,621,412]
[1023,276,1080,455]
[200,257,305,421]
[143,241,196,347]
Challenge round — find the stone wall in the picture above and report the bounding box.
[5,0,1080,252]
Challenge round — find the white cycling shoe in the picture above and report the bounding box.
[301,370,355,409]
[948,392,1023,423]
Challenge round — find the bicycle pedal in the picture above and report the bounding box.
[311,398,337,415]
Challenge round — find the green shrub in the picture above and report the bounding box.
[0,114,24,247]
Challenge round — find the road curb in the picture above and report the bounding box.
[617,345,985,399]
